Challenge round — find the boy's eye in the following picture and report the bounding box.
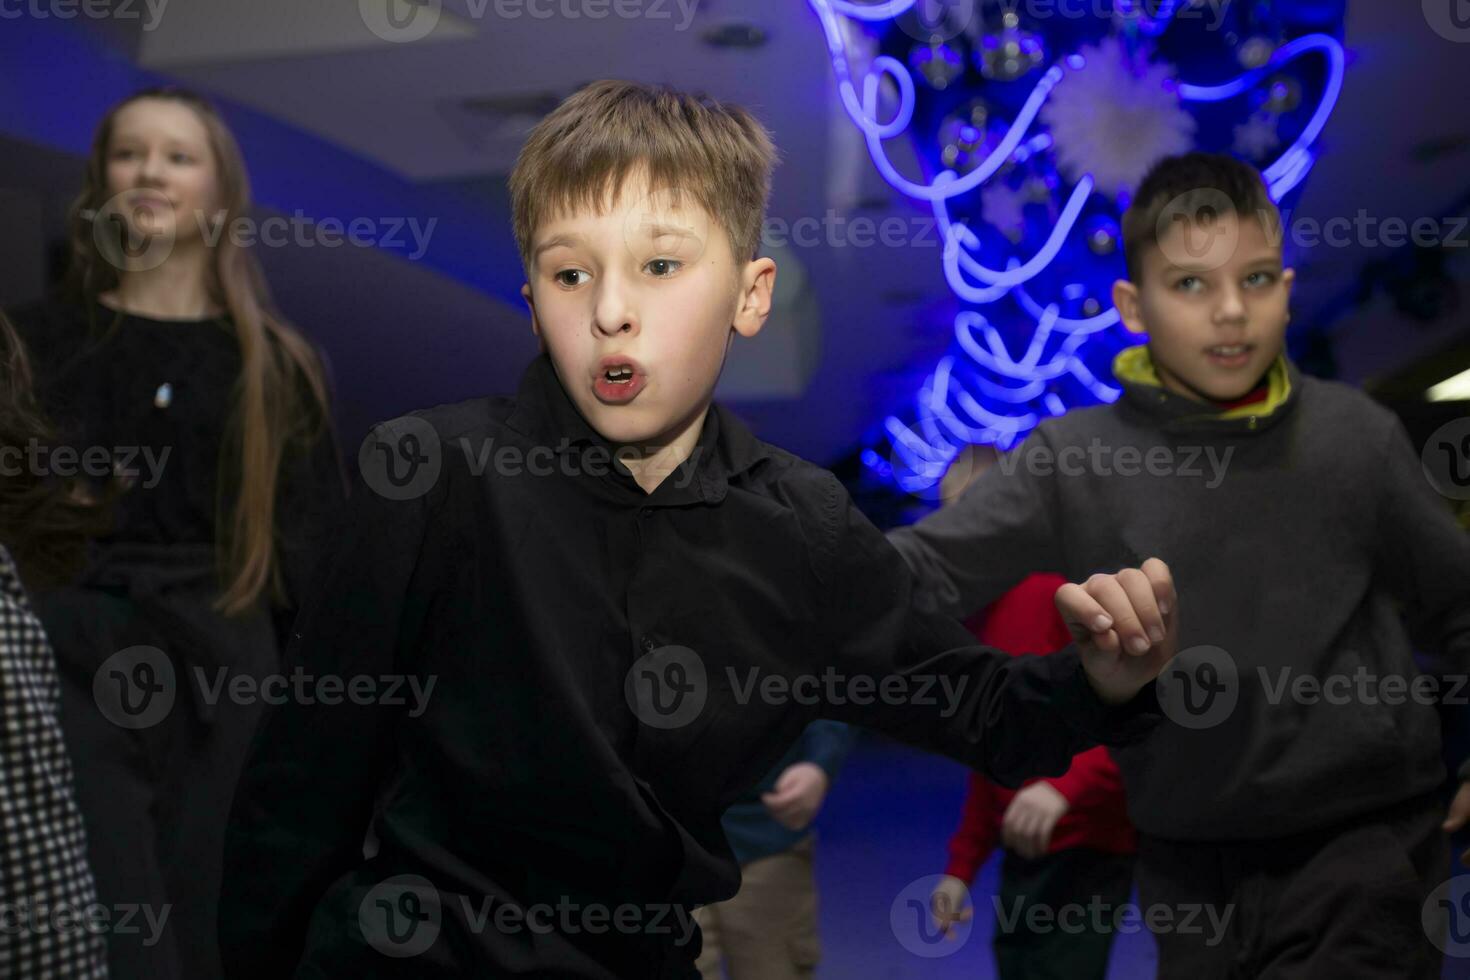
[170,152,193,164]
[645,258,682,278]
[554,269,587,287]
[1244,271,1275,288]
[1174,276,1203,293]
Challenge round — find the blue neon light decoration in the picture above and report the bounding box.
[806,0,1347,495]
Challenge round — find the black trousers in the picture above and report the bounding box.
[991,847,1135,980]
[1135,792,1449,979]
[36,543,279,980]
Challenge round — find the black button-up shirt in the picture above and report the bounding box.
[221,352,1159,978]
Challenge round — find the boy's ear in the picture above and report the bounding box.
[1281,266,1295,326]
[520,282,543,346]
[1112,278,1147,336]
[732,257,777,340]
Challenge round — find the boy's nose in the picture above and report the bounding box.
[1213,286,1247,324]
[593,287,638,337]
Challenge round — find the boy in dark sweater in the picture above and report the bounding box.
[217,80,1178,979]
[888,152,1470,977]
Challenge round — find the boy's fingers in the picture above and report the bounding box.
[1084,575,1150,656]
[1054,583,1115,636]
[1116,567,1165,645]
[1141,557,1176,616]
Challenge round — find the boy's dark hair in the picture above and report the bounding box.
[1121,152,1281,282]
[0,311,113,586]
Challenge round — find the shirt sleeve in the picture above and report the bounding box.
[942,771,1002,884]
[797,720,858,782]
[1369,416,1470,779]
[219,416,441,979]
[1045,745,1126,811]
[811,473,1160,788]
[885,426,1067,621]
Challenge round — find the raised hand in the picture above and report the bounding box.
[1054,558,1178,705]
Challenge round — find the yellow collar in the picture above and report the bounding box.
[1112,344,1292,420]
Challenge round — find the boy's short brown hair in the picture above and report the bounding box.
[509,79,779,274]
[1121,152,1282,282]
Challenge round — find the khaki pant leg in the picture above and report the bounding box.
[707,834,821,980]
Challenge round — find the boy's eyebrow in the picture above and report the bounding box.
[532,234,582,262]
[638,221,699,239]
[1154,247,1284,276]
[531,220,703,264]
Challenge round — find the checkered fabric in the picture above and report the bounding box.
[0,544,107,978]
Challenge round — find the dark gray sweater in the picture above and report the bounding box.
[888,352,1470,841]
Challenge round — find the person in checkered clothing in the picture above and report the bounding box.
[1,309,108,977]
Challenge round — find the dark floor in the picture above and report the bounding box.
[804,736,1470,979]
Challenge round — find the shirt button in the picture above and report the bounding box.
[641,636,655,653]
[640,507,653,519]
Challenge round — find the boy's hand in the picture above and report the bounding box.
[1443,781,1470,867]
[929,874,971,939]
[1055,558,1178,706]
[761,762,830,831]
[1001,782,1070,859]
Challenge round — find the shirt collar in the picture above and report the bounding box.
[1111,344,1299,433]
[505,351,771,504]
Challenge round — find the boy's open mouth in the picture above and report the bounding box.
[593,355,647,403]
[1205,343,1254,368]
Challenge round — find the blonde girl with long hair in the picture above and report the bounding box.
[7,87,346,980]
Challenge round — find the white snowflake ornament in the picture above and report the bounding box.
[1039,36,1196,200]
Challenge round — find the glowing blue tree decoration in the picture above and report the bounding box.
[806,0,1346,495]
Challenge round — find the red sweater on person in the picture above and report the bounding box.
[943,573,1136,884]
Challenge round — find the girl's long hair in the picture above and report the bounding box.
[64,87,333,615]
[0,312,112,586]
